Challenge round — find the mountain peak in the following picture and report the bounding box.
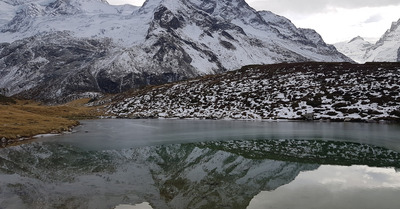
[390,18,400,31]
[189,0,250,12]
[349,36,364,43]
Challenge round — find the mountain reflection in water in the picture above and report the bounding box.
[1,120,400,209]
[1,139,400,209]
[0,141,317,209]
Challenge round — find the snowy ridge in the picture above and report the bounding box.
[334,18,400,63]
[108,62,400,122]
[365,19,400,62]
[0,0,351,102]
[334,36,373,63]
[0,0,142,45]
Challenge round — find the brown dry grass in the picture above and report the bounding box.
[0,98,103,140]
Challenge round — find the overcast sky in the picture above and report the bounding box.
[107,0,400,44]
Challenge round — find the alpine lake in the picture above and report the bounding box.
[1,119,400,209]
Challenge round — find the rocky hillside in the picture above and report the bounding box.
[0,0,351,102]
[108,62,400,122]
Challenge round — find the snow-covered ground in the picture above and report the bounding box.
[108,62,400,122]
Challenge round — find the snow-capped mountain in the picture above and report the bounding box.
[334,36,373,63]
[334,18,400,63]
[0,0,351,102]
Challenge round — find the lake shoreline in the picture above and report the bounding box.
[111,115,400,124]
[0,98,103,147]
[1,125,78,148]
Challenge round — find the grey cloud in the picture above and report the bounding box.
[364,15,383,23]
[248,0,400,14]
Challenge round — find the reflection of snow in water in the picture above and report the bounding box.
[0,142,317,209]
[248,165,400,209]
[115,202,153,209]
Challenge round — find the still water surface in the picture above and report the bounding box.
[1,119,400,209]
[43,119,400,151]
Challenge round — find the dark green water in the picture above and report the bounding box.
[0,119,399,209]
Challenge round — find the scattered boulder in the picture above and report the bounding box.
[1,137,7,143]
[303,113,315,121]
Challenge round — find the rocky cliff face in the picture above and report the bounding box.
[0,32,113,100]
[398,47,400,62]
[0,0,351,102]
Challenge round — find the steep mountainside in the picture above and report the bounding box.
[334,18,400,63]
[365,19,400,62]
[107,62,400,122]
[0,0,351,102]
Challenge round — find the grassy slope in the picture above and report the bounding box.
[0,98,101,140]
